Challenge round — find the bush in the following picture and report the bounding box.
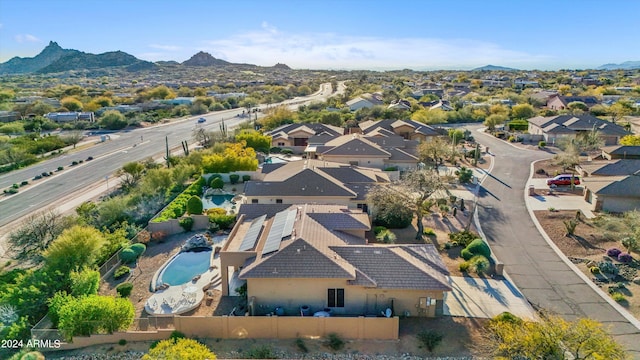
[376,229,396,244]
[242,174,251,182]
[169,330,186,340]
[114,265,131,279]
[448,230,479,247]
[245,345,278,359]
[460,248,473,261]
[119,248,137,264]
[295,338,308,353]
[492,312,522,324]
[57,166,64,171]
[611,292,626,303]
[598,261,618,275]
[20,180,28,186]
[459,262,470,272]
[590,266,601,274]
[465,238,491,258]
[325,332,345,351]
[416,330,443,353]
[186,195,203,215]
[208,173,222,184]
[606,248,622,258]
[118,339,127,346]
[618,253,633,263]
[229,174,240,184]
[538,141,546,147]
[383,166,398,171]
[209,177,224,189]
[423,227,436,236]
[469,255,490,274]
[270,146,282,153]
[208,213,236,230]
[129,243,146,257]
[373,226,387,235]
[179,217,194,231]
[116,282,133,297]
[536,168,546,175]
[281,148,293,155]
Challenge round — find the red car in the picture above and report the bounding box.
[547,174,580,186]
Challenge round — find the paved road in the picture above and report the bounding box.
[473,131,640,356]
[0,82,339,229]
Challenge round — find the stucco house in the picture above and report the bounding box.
[601,145,640,160]
[265,123,344,153]
[578,159,640,212]
[527,114,629,146]
[546,95,599,110]
[358,119,441,142]
[220,204,451,317]
[345,93,384,111]
[244,159,390,212]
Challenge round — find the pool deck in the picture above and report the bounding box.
[145,240,226,316]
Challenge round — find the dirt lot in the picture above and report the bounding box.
[535,209,640,318]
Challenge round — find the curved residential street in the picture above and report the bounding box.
[473,130,640,356]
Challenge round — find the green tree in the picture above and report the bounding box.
[260,106,296,130]
[142,338,217,360]
[186,195,203,215]
[411,108,448,124]
[484,114,508,131]
[57,295,134,340]
[148,85,176,100]
[99,110,128,130]
[417,137,452,170]
[608,101,633,123]
[620,135,640,146]
[118,161,145,191]
[319,112,344,126]
[69,269,100,297]
[43,225,105,275]
[60,97,83,112]
[235,130,272,153]
[567,101,589,114]
[510,103,536,120]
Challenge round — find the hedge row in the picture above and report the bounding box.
[152,177,205,222]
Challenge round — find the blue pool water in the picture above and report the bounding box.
[157,249,212,287]
[202,194,234,210]
[265,157,287,164]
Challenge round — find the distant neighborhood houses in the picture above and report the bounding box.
[44,111,95,123]
[546,95,600,110]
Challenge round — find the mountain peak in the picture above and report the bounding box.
[182,51,230,66]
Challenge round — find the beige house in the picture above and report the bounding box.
[266,123,343,153]
[358,119,440,142]
[220,204,451,317]
[244,159,390,212]
[579,159,640,212]
[527,114,629,146]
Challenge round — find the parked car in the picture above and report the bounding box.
[547,174,580,186]
[197,117,206,123]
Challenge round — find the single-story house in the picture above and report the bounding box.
[220,204,451,317]
[547,95,599,110]
[602,145,640,160]
[265,123,344,153]
[244,159,390,211]
[345,93,384,111]
[44,112,95,123]
[527,114,630,146]
[358,119,441,142]
[578,158,640,212]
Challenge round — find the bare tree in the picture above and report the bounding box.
[8,210,76,262]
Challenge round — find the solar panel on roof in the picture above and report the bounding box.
[262,210,288,255]
[238,215,266,251]
[282,209,297,238]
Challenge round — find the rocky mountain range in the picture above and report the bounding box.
[597,61,640,70]
[0,41,291,75]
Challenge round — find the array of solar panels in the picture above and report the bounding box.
[262,208,298,255]
[238,215,266,251]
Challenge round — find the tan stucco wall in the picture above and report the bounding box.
[148,215,209,235]
[320,155,386,168]
[247,278,444,317]
[244,195,352,206]
[600,195,640,213]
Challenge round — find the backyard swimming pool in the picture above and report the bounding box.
[202,194,234,211]
[156,248,212,288]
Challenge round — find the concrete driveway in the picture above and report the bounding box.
[444,276,537,320]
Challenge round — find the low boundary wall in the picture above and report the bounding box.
[54,315,399,351]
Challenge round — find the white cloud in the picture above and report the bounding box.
[149,44,181,51]
[14,34,41,43]
[198,27,552,70]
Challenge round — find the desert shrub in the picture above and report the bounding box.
[590,266,601,274]
[469,255,490,274]
[18,351,45,360]
[611,292,626,303]
[384,166,398,171]
[144,338,215,360]
[563,219,578,235]
[325,332,345,351]
[169,330,186,340]
[270,147,281,153]
[376,229,396,244]
[70,269,100,296]
[229,174,240,184]
[179,217,194,231]
[186,195,203,215]
[536,168,546,175]
[465,238,491,258]
[618,253,633,263]
[295,338,308,353]
[129,243,146,257]
[538,141,546,147]
[423,227,436,236]
[448,230,479,247]
[242,174,251,182]
[208,213,236,230]
[119,248,137,264]
[373,226,386,235]
[118,339,127,346]
[459,262,470,272]
[209,177,224,189]
[416,330,443,353]
[461,248,473,261]
[208,173,222,184]
[116,282,133,297]
[245,345,277,359]
[598,261,618,275]
[606,248,622,258]
[281,148,293,155]
[492,312,522,324]
[114,265,131,279]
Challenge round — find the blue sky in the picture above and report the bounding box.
[1,0,639,70]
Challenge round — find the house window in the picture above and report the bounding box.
[327,288,345,308]
[251,199,259,204]
[349,161,359,166]
[277,142,285,146]
[276,199,283,204]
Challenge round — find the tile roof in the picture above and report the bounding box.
[580,159,640,176]
[265,123,343,138]
[307,212,370,231]
[359,119,439,137]
[590,175,640,196]
[237,203,293,220]
[385,147,419,162]
[244,168,357,197]
[330,245,451,290]
[322,136,391,157]
[528,115,629,136]
[603,146,640,157]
